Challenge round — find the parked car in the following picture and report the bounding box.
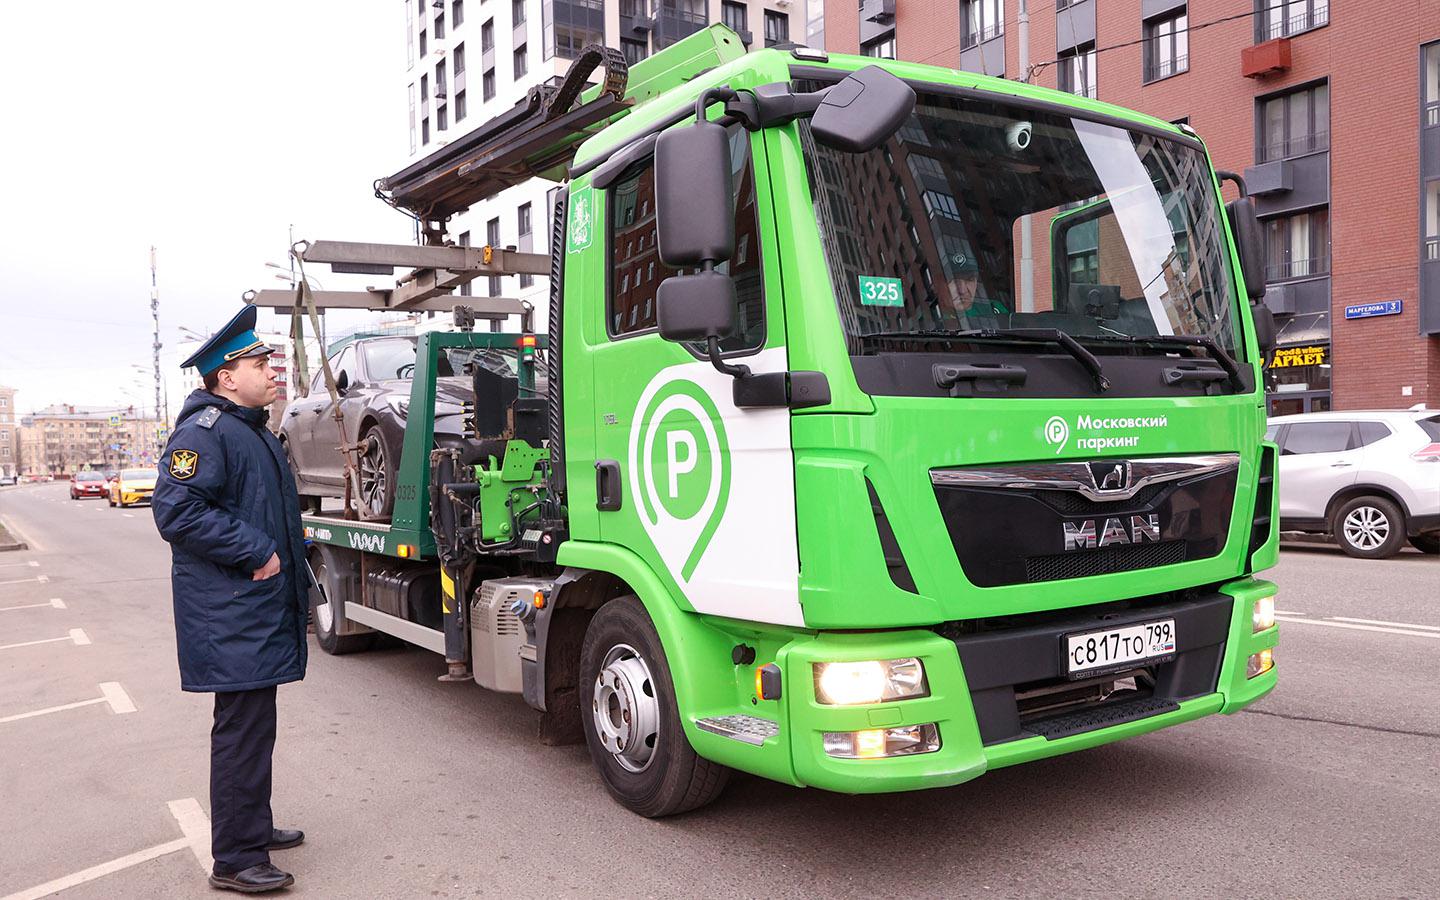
[0,473,16,486]
[1266,409,1440,558]
[108,468,159,508]
[70,471,108,499]
[279,336,534,519]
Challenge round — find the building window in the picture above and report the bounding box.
[482,18,494,51]
[861,33,896,58]
[436,59,448,99]
[1425,42,1439,127]
[487,218,502,297]
[1264,208,1329,281]
[435,11,446,39]
[1143,9,1188,82]
[722,0,748,42]
[961,0,1003,50]
[763,10,788,47]
[408,83,417,153]
[1056,0,1079,9]
[422,116,431,145]
[518,203,535,288]
[483,67,496,100]
[453,0,464,28]
[455,89,467,121]
[1258,81,1328,161]
[420,28,428,57]
[543,0,605,60]
[1257,0,1329,42]
[421,73,429,103]
[455,42,466,74]
[1425,179,1440,261]
[608,128,765,352]
[406,1,415,69]
[513,0,526,24]
[1058,43,1096,99]
[458,231,472,297]
[437,105,448,131]
[514,44,528,77]
[621,37,647,64]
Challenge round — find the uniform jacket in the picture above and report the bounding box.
[153,390,309,692]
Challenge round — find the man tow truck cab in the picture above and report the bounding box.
[268,26,1279,817]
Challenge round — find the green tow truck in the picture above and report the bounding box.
[252,25,1281,817]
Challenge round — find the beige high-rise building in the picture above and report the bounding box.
[0,385,17,481]
[17,405,164,477]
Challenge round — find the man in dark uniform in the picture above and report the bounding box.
[929,253,1010,328]
[153,305,310,893]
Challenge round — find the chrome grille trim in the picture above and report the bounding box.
[930,453,1241,503]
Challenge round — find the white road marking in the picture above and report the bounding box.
[0,631,90,651]
[100,681,137,714]
[1330,616,1440,633]
[0,600,62,612]
[167,797,215,874]
[0,576,44,587]
[1275,614,1440,640]
[122,513,135,518]
[37,574,49,583]
[0,683,137,724]
[0,838,191,900]
[52,597,66,609]
[0,560,40,568]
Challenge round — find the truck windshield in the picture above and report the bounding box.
[799,88,1241,361]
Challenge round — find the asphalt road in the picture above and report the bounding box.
[1,481,1437,899]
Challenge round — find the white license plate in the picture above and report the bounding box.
[1065,619,1176,677]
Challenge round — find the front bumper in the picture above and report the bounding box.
[119,490,153,504]
[690,578,1277,794]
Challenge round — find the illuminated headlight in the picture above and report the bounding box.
[823,723,940,759]
[813,658,928,706]
[1252,595,1276,633]
[1246,648,1274,679]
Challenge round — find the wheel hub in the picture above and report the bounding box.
[591,644,660,773]
[1343,506,1389,550]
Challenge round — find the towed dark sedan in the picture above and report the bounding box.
[279,336,531,519]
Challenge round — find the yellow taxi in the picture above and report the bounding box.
[109,467,159,507]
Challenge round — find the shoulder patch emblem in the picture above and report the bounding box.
[170,449,199,480]
[197,407,222,429]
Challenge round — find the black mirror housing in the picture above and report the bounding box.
[1251,302,1278,355]
[657,270,737,343]
[811,65,916,153]
[1226,197,1267,301]
[334,369,350,394]
[654,119,735,268]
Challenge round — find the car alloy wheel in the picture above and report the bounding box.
[1342,505,1390,552]
[357,433,388,517]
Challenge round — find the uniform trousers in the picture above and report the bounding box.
[211,686,277,873]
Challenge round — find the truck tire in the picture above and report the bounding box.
[579,596,730,817]
[1333,495,1406,559]
[310,548,376,655]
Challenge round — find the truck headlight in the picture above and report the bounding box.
[813,658,927,706]
[1252,595,1276,633]
[823,723,941,759]
[1246,648,1274,678]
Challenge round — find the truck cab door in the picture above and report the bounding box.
[1276,420,1359,520]
[574,127,806,627]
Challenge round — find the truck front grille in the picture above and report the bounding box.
[1024,539,1186,583]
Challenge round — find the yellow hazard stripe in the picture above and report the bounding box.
[440,566,455,614]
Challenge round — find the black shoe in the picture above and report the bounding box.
[266,828,305,850]
[208,863,294,893]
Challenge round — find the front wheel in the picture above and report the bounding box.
[310,548,376,655]
[1333,495,1406,559]
[579,597,730,817]
[354,425,397,520]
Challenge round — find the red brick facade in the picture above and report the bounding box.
[821,0,1440,410]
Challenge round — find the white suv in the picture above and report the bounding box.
[1267,409,1440,558]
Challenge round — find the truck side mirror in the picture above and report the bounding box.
[810,66,916,153]
[1226,196,1267,301]
[657,270,737,343]
[654,118,735,268]
[1252,302,1277,355]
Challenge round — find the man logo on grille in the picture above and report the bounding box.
[1090,460,1130,492]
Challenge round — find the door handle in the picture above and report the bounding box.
[288,409,300,417]
[595,460,622,511]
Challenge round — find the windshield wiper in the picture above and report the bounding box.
[860,328,1110,392]
[1074,333,1245,391]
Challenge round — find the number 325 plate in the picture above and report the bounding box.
[1064,619,1176,678]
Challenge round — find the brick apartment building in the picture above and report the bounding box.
[820,0,1440,412]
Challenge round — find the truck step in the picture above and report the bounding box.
[1024,696,1179,741]
[695,715,779,746]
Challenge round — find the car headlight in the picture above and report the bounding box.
[813,658,928,706]
[386,396,410,418]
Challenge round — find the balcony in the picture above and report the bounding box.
[1142,53,1188,83]
[1265,256,1329,283]
[1258,131,1328,164]
[961,24,1002,51]
[1256,5,1328,43]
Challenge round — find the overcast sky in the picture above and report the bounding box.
[0,0,417,417]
